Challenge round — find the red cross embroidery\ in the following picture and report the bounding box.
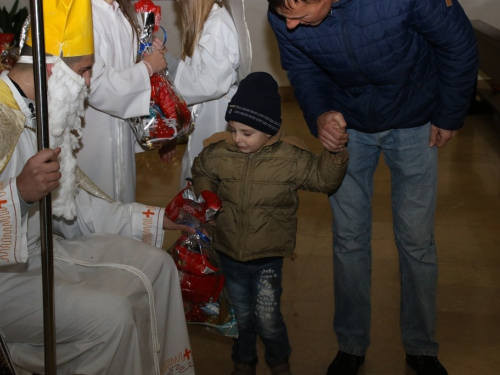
[0,199,7,209]
[183,348,192,360]
[143,209,155,218]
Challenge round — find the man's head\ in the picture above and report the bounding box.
[225,72,282,153]
[23,0,94,85]
[18,0,95,220]
[269,0,334,29]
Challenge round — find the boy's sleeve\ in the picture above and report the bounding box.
[296,148,348,194]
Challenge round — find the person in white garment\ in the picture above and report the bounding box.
[162,0,252,188]
[0,1,195,374]
[76,0,168,203]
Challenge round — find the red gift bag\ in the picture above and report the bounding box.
[165,186,238,337]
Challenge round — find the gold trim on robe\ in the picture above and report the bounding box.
[0,79,25,174]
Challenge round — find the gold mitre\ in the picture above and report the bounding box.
[25,0,94,57]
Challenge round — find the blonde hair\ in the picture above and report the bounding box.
[115,0,140,52]
[179,0,224,59]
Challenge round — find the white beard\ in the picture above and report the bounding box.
[47,58,87,220]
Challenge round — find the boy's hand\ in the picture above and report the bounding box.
[206,206,223,227]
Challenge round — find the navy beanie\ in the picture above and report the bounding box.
[225,72,282,136]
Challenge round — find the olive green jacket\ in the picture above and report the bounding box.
[192,131,348,262]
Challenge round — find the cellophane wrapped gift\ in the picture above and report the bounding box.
[0,33,17,73]
[132,0,194,149]
[165,186,238,338]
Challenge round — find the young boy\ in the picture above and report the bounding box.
[191,72,349,375]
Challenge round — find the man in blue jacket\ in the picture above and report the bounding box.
[267,0,478,374]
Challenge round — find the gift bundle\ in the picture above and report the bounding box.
[165,186,238,338]
[131,0,194,149]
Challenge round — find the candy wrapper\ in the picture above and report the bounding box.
[132,0,194,149]
[166,186,238,338]
[165,185,222,225]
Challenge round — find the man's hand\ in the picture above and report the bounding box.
[317,111,349,152]
[16,147,62,203]
[163,214,196,234]
[429,125,457,148]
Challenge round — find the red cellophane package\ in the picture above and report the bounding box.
[165,186,238,337]
[132,0,194,149]
[165,185,222,225]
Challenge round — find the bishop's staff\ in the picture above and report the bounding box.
[29,0,57,373]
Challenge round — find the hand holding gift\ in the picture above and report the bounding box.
[142,48,167,75]
[163,214,196,234]
[152,37,167,54]
[164,185,238,337]
[131,0,194,149]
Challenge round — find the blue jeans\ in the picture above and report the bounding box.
[218,254,291,365]
[329,123,439,356]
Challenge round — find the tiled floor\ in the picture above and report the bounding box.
[136,101,500,375]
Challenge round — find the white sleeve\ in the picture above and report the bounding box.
[53,189,165,249]
[88,54,151,120]
[174,16,240,106]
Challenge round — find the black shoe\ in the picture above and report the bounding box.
[406,354,448,375]
[326,351,365,375]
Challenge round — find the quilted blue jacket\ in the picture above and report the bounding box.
[268,0,479,135]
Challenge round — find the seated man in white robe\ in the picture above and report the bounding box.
[0,1,195,374]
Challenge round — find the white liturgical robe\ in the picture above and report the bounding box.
[0,73,195,375]
[175,3,240,188]
[77,0,152,203]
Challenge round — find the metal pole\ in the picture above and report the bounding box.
[28,0,57,373]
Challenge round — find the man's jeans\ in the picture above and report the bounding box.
[218,254,291,366]
[329,123,440,356]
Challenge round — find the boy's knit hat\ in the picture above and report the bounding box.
[225,72,282,136]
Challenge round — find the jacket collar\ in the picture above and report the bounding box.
[331,0,354,10]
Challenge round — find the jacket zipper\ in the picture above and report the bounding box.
[237,153,254,253]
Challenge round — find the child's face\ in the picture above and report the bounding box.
[229,121,272,154]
